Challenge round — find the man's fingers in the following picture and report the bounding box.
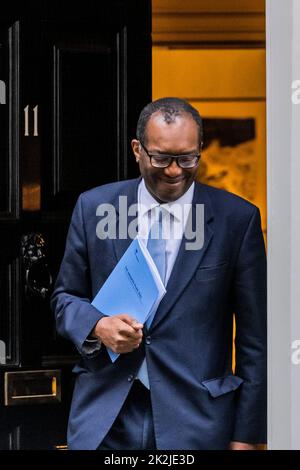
[111,335,142,353]
[131,319,144,330]
[99,315,143,352]
[117,314,143,330]
[115,319,142,340]
[117,314,136,324]
[121,327,143,340]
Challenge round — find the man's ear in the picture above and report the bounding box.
[131,139,141,162]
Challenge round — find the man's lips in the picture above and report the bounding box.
[161,177,185,185]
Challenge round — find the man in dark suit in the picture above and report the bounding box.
[51,97,267,450]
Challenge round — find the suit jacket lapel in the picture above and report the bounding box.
[112,177,141,262]
[150,183,214,331]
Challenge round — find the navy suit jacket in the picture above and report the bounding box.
[51,178,267,450]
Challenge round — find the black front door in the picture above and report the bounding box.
[0,0,151,449]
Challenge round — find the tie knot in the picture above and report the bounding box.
[152,205,162,221]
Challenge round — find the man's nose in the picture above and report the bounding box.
[164,159,183,177]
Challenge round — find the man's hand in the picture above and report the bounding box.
[92,314,143,354]
[229,441,256,450]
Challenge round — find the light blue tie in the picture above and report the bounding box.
[136,206,166,388]
[145,207,166,327]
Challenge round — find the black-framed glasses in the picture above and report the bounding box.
[139,141,200,169]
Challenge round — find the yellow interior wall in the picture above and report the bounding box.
[153,48,266,99]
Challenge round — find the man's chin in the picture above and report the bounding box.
[154,188,185,203]
[146,180,189,203]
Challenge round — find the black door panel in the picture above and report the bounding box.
[0,0,151,449]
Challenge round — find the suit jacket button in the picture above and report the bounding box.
[128,374,134,382]
[146,336,151,345]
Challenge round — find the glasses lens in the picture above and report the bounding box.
[151,156,172,168]
[178,156,199,168]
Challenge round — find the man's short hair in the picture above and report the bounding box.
[136,97,203,147]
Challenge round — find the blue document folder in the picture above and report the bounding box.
[91,237,166,362]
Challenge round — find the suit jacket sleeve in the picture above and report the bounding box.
[232,207,267,444]
[50,194,105,356]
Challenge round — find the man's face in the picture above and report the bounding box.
[131,112,200,203]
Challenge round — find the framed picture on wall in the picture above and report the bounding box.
[192,100,267,237]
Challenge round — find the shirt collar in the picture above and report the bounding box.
[138,178,195,221]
